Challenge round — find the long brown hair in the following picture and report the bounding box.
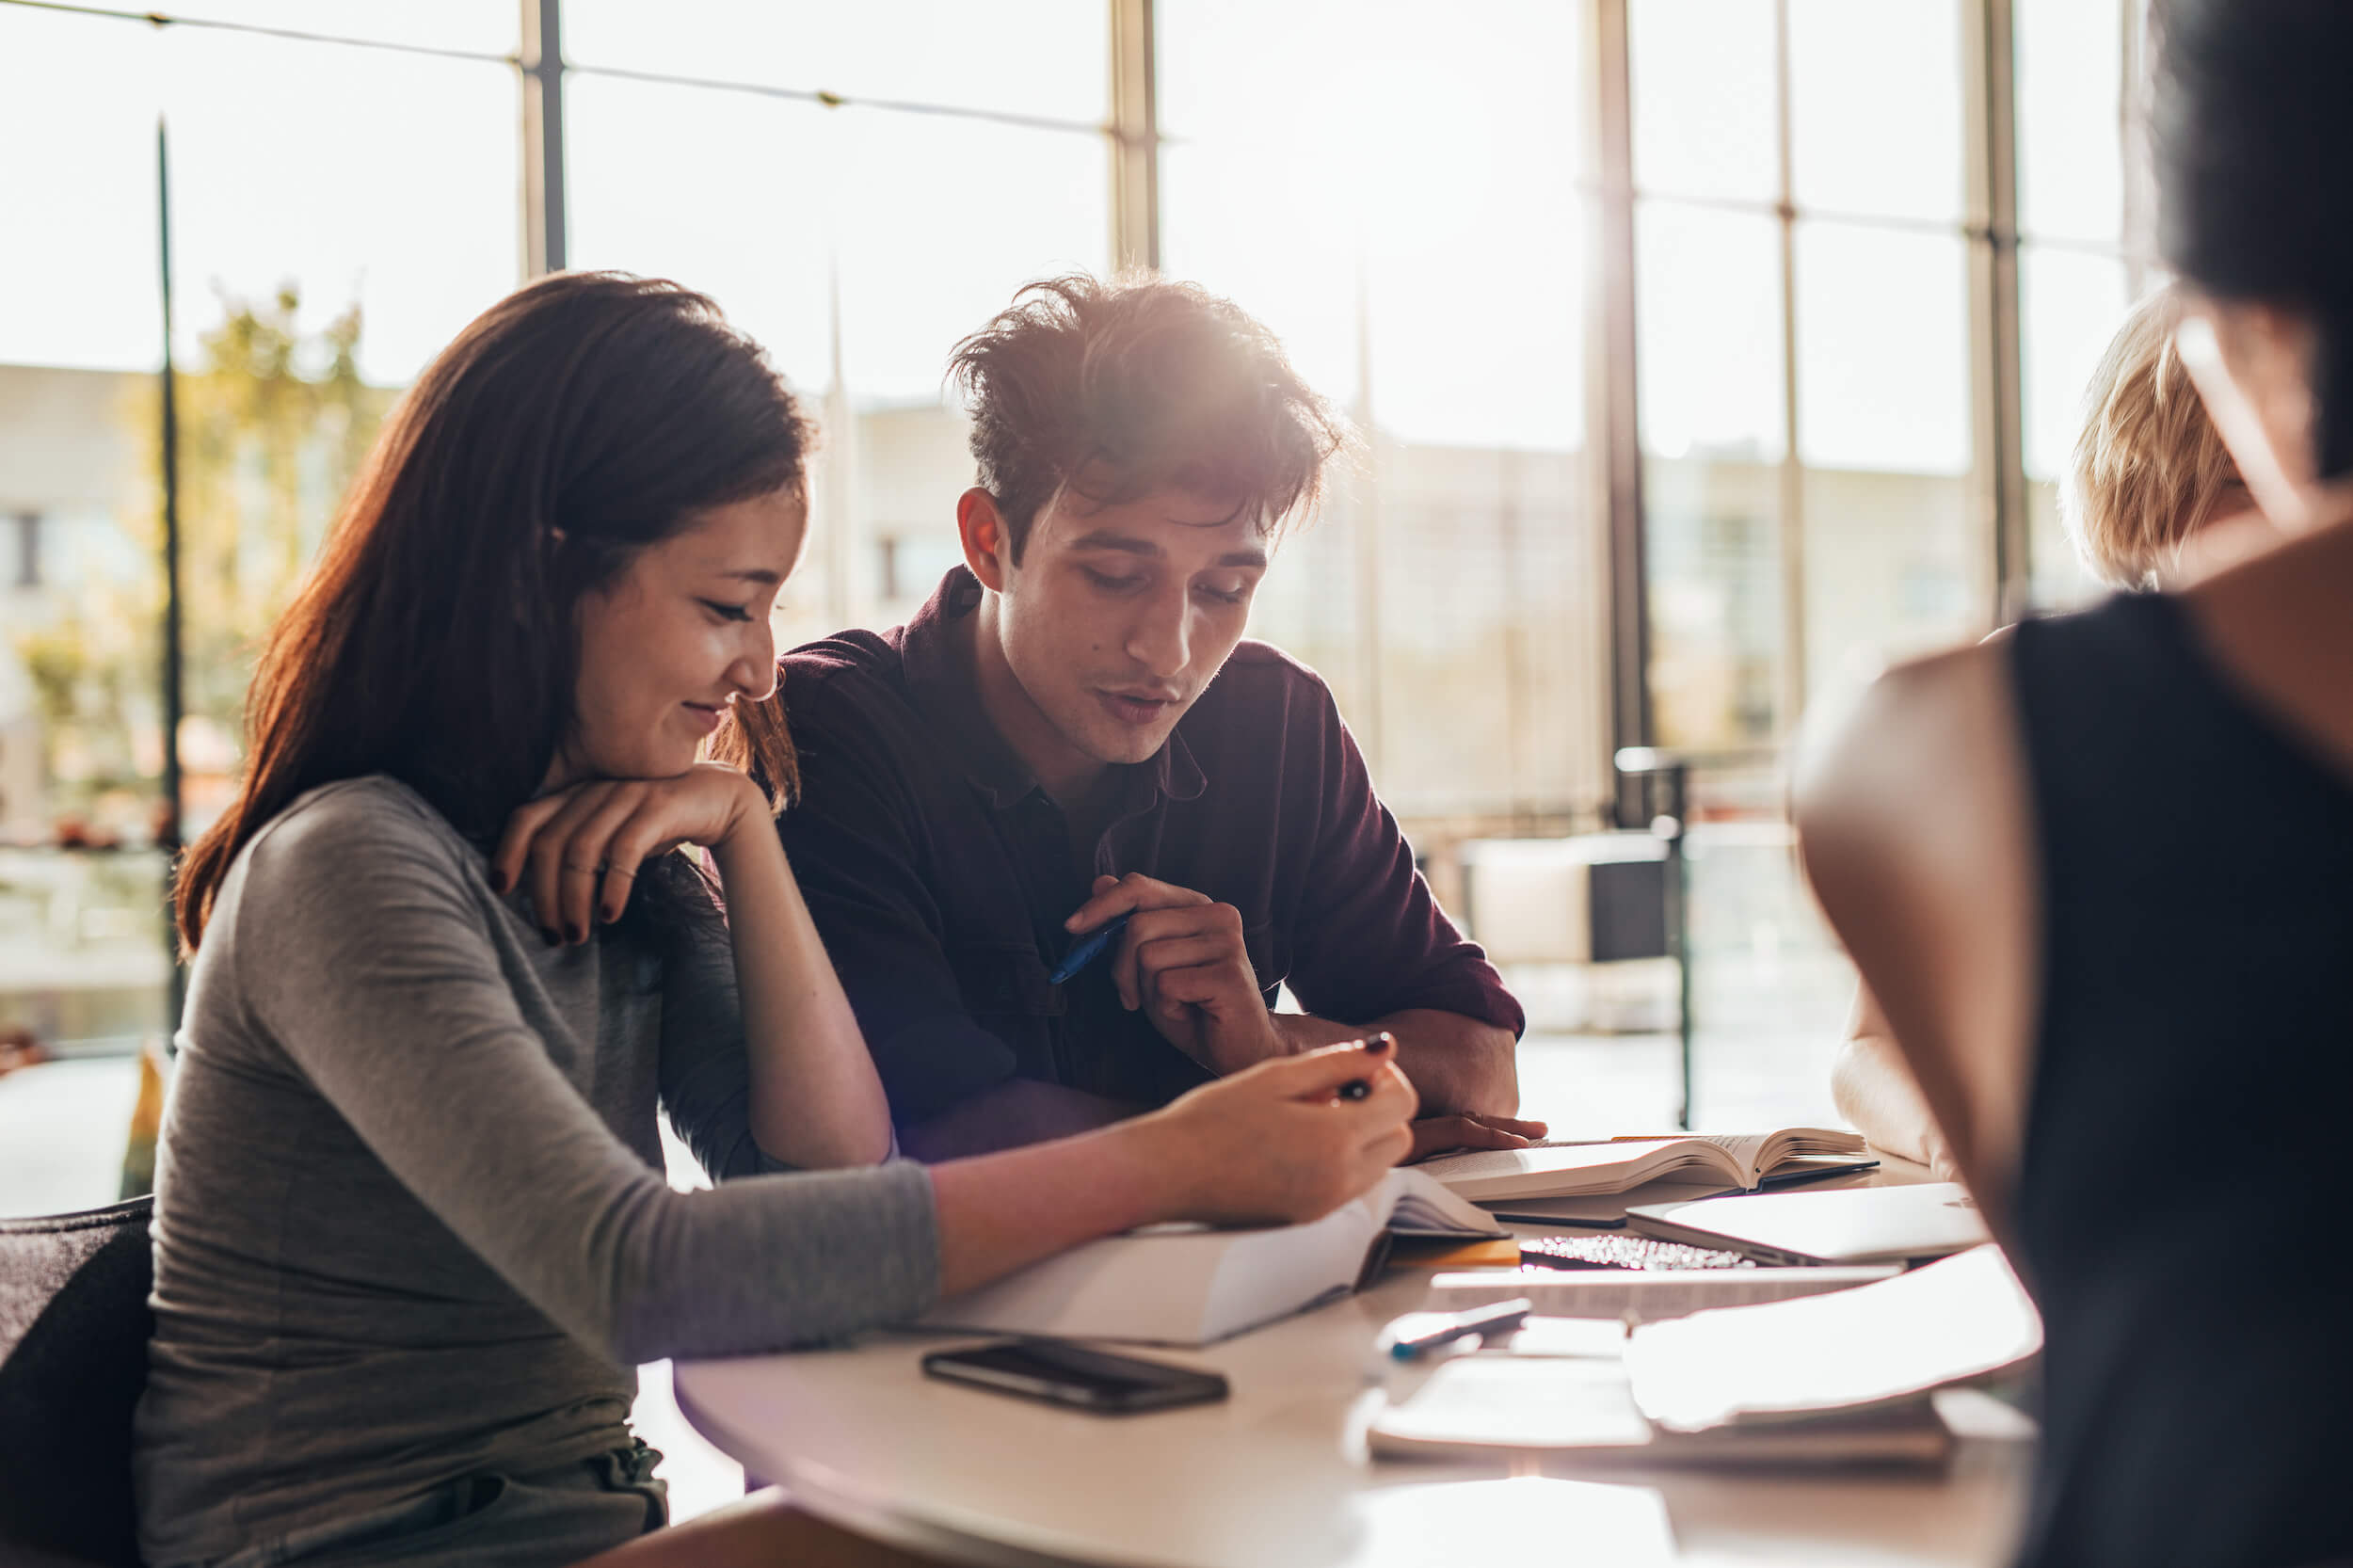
[176,272,809,952]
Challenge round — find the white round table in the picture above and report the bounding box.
[677,1172,2033,1568]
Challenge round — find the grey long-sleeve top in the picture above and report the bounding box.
[133,776,940,1568]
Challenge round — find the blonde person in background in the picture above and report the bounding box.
[1830,285,2261,1175]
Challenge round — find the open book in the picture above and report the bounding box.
[1417,1128,1867,1204]
[916,1168,1504,1347]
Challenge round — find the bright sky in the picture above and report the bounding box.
[0,0,2135,475]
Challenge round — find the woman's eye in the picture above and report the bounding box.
[700,600,755,622]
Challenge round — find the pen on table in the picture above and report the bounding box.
[1048,911,1133,985]
[1387,1297,1533,1360]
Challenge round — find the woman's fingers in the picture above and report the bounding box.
[494,766,760,942]
[596,823,664,927]
[528,787,618,944]
[558,784,649,937]
[1364,1121,1417,1170]
[1264,1033,1401,1099]
[490,792,570,898]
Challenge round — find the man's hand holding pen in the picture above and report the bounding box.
[1062,874,1550,1167]
[1064,872,1284,1075]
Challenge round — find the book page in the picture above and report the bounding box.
[1684,1133,1773,1185]
[1384,1167,1511,1237]
[1671,1131,1866,1186]
[1416,1140,1737,1199]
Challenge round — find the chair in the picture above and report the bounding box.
[0,1197,154,1568]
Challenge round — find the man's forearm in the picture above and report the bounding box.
[1271,1008,1518,1117]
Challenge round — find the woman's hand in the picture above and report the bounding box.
[928,1038,1417,1299]
[491,763,765,944]
[1130,1035,1419,1227]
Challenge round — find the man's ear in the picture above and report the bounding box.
[956,487,1014,591]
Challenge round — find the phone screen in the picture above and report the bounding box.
[920,1338,1230,1414]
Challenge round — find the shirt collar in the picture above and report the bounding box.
[899,566,1209,814]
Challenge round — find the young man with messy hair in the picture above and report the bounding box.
[733,275,1536,1160]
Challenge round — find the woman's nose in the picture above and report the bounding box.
[729,626,778,704]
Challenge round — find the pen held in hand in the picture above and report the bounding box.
[1048,911,1134,985]
[1336,1030,1396,1101]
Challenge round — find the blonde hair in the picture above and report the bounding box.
[2059,285,2240,588]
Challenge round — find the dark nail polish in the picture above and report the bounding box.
[541,929,559,947]
[567,925,584,946]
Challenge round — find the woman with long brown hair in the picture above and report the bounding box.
[139,271,1416,1568]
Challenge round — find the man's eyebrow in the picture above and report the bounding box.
[1065,533,1163,558]
[1066,535,1267,571]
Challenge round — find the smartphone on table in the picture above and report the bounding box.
[920,1337,1229,1415]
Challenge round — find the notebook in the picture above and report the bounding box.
[1625,1181,1990,1266]
[916,1167,1505,1346]
[1623,1244,2041,1432]
[1366,1245,2039,1465]
[1417,1129,1869,1204]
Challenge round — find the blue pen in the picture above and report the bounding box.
[1048,911,1133,985]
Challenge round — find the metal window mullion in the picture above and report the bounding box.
[1773,0,1806,738]
[520,0,565,278]
[1587,0,1648,828]
[157,114,186,1020]
[1109,0,1159,273]
[2119,0,2152,295]
[1961,0,2026,628]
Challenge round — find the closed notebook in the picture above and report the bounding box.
[917,1168,1505,1347]
[1417,1129,1868,1203]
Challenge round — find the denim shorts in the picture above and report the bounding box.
[204,1442,669,1568]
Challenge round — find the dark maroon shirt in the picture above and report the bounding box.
[775,568,1524,1126]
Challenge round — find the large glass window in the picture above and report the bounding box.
[569,81,1107,650]
[2018,0,2152,606]
[2,4,518,1137]
[1160,0,1596,826]
[0,0,2169,1165]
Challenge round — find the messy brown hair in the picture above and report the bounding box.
[947,274,1349,557]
